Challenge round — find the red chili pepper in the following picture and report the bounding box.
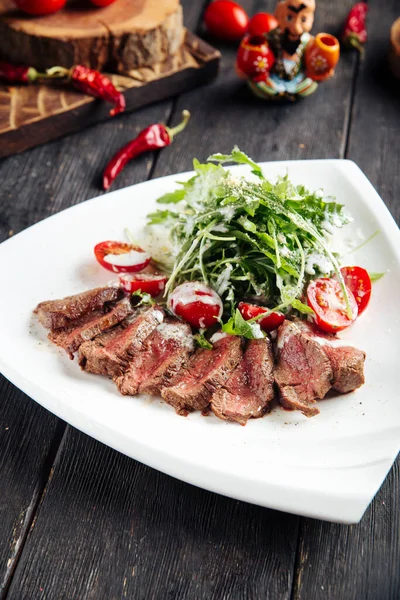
[103,110,191,190]
[47,65,125,116]
[342,2,368,54]
[0,61,45,83]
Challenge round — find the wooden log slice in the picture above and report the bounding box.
[0,0,183,72]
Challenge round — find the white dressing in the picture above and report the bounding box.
[103,249,150,267]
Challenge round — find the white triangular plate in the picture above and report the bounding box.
[1,160,399,524]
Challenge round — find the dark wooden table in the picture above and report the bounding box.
[1,1,399,599]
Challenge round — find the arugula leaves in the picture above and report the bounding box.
[194,333,213,349]
[369,271,386,282]
[208,146,264,179]
[221,309,265,339]
[146,148,353,336]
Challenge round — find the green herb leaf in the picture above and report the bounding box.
[157,190,186,204]
[291,298,315,315]
[146,209,178,225]
[221,309,265,339]
[208,146,264,179]
[131,290,155,306]
[194,333,213,349]
[369,271,386,282]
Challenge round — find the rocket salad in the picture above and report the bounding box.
[93,147,373,337]
[146,147,363,336]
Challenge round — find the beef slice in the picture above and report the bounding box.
[161,335,242,414]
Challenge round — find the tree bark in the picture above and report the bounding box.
[0,0,183,72]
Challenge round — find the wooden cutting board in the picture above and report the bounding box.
[0,31,220,158]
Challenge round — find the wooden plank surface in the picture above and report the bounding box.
[7,428,299,600]
[0,0,399,599]
[292,1,400,598]
[293,459,400,600]
[0,379,64,597]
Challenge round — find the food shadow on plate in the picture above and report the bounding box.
[75,260,116,289]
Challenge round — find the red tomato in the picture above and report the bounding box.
[14,0,66,15]
[94,241,151,274]
[204,1,249,41]
[119,273,167,297]
[238,302,285,332]
[340,266,371,316]
[89,0,118,6]
[307,278,358,333]
[236,35,276,79]
[168,282,223,329]
[247,12,278,37]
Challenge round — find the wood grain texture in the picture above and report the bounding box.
[6,427,299,600]
[0,32,220,158]
[0,0,183,72]
[0,99,174,243]
[292,457,400,600]
[0,376,64,597]
[346,0,400,226]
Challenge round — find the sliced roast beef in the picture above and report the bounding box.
[211,337,275,425]
[295,321,366,393]
[161,335,242,414]
[49,298,133,358]
[34,285,122,330]
[245,338,275,403]
[274,320,333,417]
[116,320,194,396]
[78,307,164,377]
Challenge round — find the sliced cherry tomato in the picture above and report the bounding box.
[89,0,118,6]
[119,273,167,297]
[238,302,285,332]
[247,12,278,37]
[14,0,66,15]
[204,1,249,41]
[340,266,371,315]
[94,241,151,274]
[168,282,223,329]
[307,278,358,333]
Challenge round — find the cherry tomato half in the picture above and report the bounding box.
[168,282,223,329]
[340,266,371,316]
[14,0,66,15]
[238,302,285,332]
[307,278,358,333]
[89,0,118,6]
[94,241,151,274]
[247,12,278,37]
[119,273,167,297]
[204,1,249,41]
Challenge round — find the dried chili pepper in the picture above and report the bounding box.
[47,65,125,116]
[103,110,191,190]
[0,61,46,83]
[342,2,368,54]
